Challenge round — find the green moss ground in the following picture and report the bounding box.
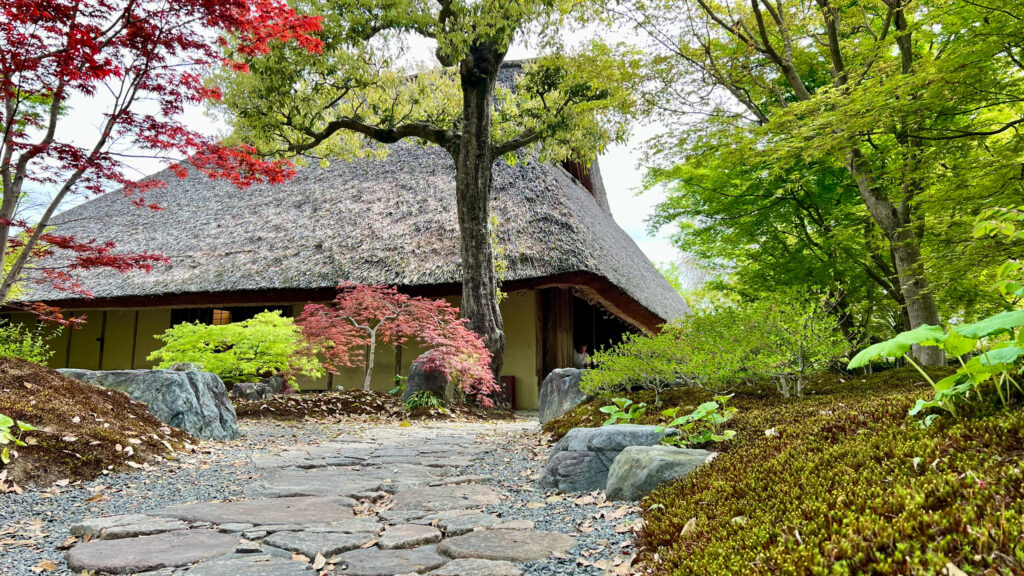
[543,368,1023,575]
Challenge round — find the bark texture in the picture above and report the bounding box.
[451,46,506,379]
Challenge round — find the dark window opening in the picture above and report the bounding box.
[170,305,291,326]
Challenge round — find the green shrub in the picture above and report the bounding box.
[148,310,323,385]
[582,292,847,401]
[0,321,56,365]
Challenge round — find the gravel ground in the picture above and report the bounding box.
[465,426,641,576]
[0,417,639,576]
[0,420,336,576]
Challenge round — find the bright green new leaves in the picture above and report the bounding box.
[0,321,56,365]
[148,311,323,385]
[955,310,1024,339]
[848,325,947,369]
[0,414,34,466]
[657,395,737,447]
[599,398,648,426]
[217,0,636,165]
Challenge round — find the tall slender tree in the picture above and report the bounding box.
[217,0,635,377]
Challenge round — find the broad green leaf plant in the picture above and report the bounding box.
[599,397,647,425]
[656,395,737,447]
[0,414,35,465]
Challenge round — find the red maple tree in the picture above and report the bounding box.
[297,283,501,407]
[0,0,322,322]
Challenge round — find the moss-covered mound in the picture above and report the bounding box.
[549,368,1023,575]
[0,358,192,486]
[235,389,517,422]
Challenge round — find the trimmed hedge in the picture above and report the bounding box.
[545,368,1024,574]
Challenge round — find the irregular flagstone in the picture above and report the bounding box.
[436,530,577,562]
[306,519,383,533]
[378,524,442,549]
[428,475,493,486]
[493,519,534,531]
[215,522,254,534]
[253,443,378,468]
[334,545,449,576]
[70,514,187,540]
[248,465,440,499]
[425,558,523,576]
[434,513,502,536]
[389,485,500,512]
[65,529,237,574]
[263,530,375,558]
[155,496,355,525]
[365,456,472,468]
[171,554,310,576]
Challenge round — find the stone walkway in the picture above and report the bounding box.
[60,422,589,575]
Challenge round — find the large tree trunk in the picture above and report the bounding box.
[453,47,506,379]
[847,149,944,366]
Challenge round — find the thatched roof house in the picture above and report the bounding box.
[12,143,686,409]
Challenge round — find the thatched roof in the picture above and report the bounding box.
[23,145,687,329]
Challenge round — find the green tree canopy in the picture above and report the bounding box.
[217,0,637,376]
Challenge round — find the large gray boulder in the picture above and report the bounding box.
[59,367,240,440]
[403,353,449,402]
[605,445,713,501]
[538,425,677,492]
[538,368,587,424]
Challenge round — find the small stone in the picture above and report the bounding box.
[216,522,254,534]
[263,530,375,558]
[426,558,523,576]
[257,524,307,533]
[235,540,262,553]
[242,530,268,540]
[335,545,449,576]
[70,514,186,540]
[379,524,442,549]
[437,530,577,562]
[305,519,382,534]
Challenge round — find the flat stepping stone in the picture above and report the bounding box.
[437,530,577,562]
[425,558,523,576]
[428,475,493,486]
[155,496,355,525]
[263,530,375,558]
[389,485,500,512]
[494,519,534,531]
[306,519,383,533]
[366,456,471,468]
[249,466,439,499]
[70,514,188,540]
[435,513,501,536]
[216,522,254,533]
[65,529,236,573]
[379,524,442,549]
[335,545,449,576]
[174,553,311,575]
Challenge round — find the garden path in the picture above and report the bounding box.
[1,419,640,576]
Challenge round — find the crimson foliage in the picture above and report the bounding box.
[297,283,500,407]
[0,0,322,321]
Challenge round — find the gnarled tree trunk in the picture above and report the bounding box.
[452,46,506,379]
